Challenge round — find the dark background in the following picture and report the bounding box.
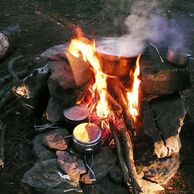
[0,0,194,193]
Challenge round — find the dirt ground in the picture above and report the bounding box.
[0,0,194,193]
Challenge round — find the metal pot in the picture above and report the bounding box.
[63,105,89,130]
[96,37,139,76]
[167,46,192,66]
[72,123,101,154]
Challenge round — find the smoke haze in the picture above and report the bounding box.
[117,0,185,57]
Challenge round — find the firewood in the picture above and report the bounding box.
[109,121,130,185]
[109,79,135,133]
[0,121,5,169]
[110,120,141,194]
[106,92,122,116]
[120,125,141,194]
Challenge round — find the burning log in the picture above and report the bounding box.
[109,78,135,133]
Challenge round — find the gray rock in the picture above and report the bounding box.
[143,96,186,158]
[48,60,76,90]
[151,95,186,139]
[141,45,190,101]
[46,97,64,122]
[40,44,67,61]
[33,133,56,161]
[142,154,180,185]
[43,128,70,150]
[108,165,123,184]
[80,148,117,184]
[57,151,86,184]
[22,159,82,194]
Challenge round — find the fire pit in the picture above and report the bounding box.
[18,27,192,194]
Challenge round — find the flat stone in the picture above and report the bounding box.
[142,154,180,185]
[165,134,181,156]
[46,98,64,122]
[22,159,82,194]
[33,133,56,161]
[153,132,181,158]
[138,178,164,194]
[56,151,86,184]
[154,140,169,158]
[43,128,70,150]
[143,96,186,158]
[141,45,190,101]
[46,78,83,122]
[151,95,186,139]
[40,44,68,61]
[48,60,76,90]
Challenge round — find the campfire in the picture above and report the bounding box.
[12,26,192,194]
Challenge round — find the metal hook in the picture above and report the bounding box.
[149,42,165,63]
[84,154,96,181]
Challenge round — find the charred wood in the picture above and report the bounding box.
[109,79,135,133]
[109,121,130,187]
[120,124,141,194]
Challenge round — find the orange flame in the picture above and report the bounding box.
[68,31,109,118]
[126,55,141,122]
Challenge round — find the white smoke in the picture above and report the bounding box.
[116,0,184,57]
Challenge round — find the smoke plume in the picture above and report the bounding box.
[117,0,184,57]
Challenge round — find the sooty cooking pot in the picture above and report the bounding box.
[96,37,140,76]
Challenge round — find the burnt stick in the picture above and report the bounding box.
[120,125,142,194]
[109,78,135,133]
[109,121,132,191]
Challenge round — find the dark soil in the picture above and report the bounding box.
[0,0,194,193]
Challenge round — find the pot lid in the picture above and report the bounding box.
[63,105,89,121]
[73,123,101,144]
[96,37,141,58]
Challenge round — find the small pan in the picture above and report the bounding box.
[167,46,192,66]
